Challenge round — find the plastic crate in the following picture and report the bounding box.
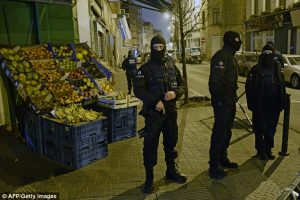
[61,141,108,169]
[41,116,108,169]
[24,111,43,155]
[98,96,128,109]
[93,106,137,143]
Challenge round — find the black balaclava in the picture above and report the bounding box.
[223,31,242,52]
[259,44,275,68]
[128,50,134,58]
[150,35,166,61]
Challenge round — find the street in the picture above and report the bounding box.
[180,62,300,133]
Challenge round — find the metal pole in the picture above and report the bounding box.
[279,93,291,156]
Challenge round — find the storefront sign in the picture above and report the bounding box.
[245,11,292,31]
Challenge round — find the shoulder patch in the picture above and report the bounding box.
[214,60,225,69]
[136,70,144,78]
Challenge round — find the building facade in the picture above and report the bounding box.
[245,0,300,54]
[172,0,201,53]
[75,0,126,67]
[141,21,154,52]
[200,0,246,58]
[122,3,143,50]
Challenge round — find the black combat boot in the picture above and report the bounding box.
[209,166,227,180]
[143,167,154,193]
[166,164,187,183]
[266,149,275,160]
[255,151,268,160]
[220,158,239,169]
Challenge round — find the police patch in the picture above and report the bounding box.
[136,70,144,78]
[214,65,224,69]
[219,61,223,66]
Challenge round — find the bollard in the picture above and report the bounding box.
[279,93,291,156]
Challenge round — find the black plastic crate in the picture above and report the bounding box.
[93,106,137,143]
[24,111,43,155]
[41,117,108,169]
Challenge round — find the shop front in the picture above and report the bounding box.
[245,8,300,54]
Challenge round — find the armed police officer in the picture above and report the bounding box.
[208,31,242,179]
[134,35,187,193]
[122,50,137,94]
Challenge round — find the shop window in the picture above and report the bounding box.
[212,8,220,25]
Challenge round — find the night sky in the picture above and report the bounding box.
[141,0,201,42]
[142,9,171,42]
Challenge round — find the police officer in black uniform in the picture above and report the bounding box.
[122,50,137,94]
[208,31,242,179]
[134,35,187,193]
[245,44,286,160]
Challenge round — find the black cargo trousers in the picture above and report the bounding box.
[143,108,178,168]
[252,94,281,154]
[126,69,137,93]
[209,100,236,167]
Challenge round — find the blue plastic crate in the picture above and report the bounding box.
[41,116,108,169]
[61,141,108,169]
[24,111,43,155]
[93,106,137,143]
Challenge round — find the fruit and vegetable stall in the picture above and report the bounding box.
[0,43,140,169]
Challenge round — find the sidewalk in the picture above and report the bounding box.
[0,68,299,199]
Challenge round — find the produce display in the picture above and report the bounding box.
[45,82,74,93]
[56,58,77,71]
[0,42,118,116]
[99,80,114,95]
[75,46,97,63]
[1,43,139,170]
[23,45,52,60]
[31,60,58,71]
[83,62,106,79]
[115,91,127,100]
[39,70,64,82]
[56,90,84,105]
[53,103,104,124]
[0,48,23,61]
[68,68,86,80]
[52,45,74,57]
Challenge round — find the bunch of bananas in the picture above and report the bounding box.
[53,104,103,124]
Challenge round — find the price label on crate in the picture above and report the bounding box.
[76,61,82,68]
[60,72,70,81]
